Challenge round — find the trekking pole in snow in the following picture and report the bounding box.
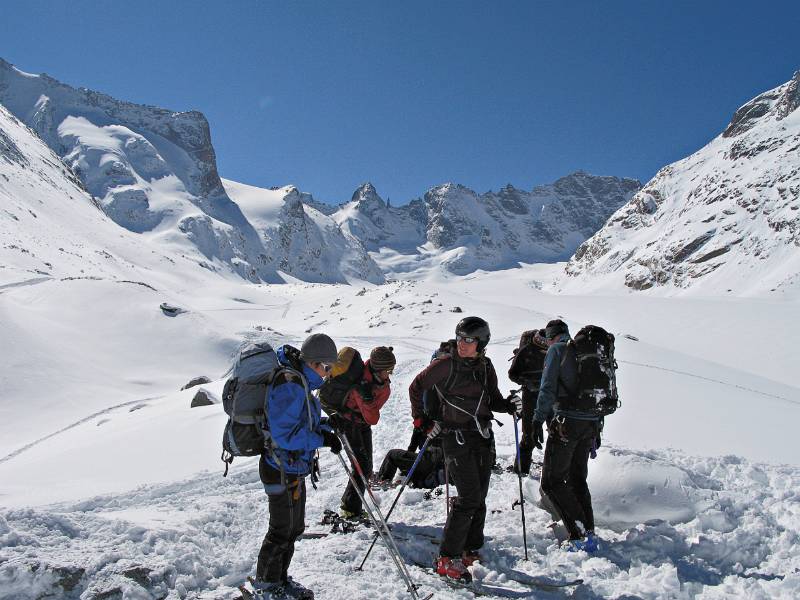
[336,434,423,599]
[513,413,529,561]
[357,436,432,571]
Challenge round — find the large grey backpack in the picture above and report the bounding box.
[220,342,280,476]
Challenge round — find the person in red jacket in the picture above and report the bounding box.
[337,346,396,519]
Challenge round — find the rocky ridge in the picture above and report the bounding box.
[0,58,382,284]
[564,71,800,296]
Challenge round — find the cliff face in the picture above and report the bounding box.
[564,71,800,296]
[0,58,384,283]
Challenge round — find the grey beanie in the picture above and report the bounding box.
[300,333,338,363]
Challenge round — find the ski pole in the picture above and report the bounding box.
[444,457,450,518]
[513,412,529,561]
[357,436,432,571]
[337,434,422,599]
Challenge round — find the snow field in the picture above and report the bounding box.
[2,272,800,598]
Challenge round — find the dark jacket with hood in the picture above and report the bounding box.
[409,350,508,431]
[535,333,600,422]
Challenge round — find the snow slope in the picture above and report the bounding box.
[564,71,800,297]
[0,58,382,284]
[2,57,799,600]
[1,270,799,599]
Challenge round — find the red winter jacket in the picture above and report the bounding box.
[343,360,391,426]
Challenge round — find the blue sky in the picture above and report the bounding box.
[3,1,798,204]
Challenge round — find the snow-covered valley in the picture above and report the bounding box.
[2,55,800,600]
[1,269,799,600]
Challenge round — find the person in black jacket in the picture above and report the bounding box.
[507,328,548,475]
[409,317,521,582]
[535,319,600,553]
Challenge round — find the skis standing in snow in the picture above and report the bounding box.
[408,317,520,582]
[535,319,601,552]
[252,333,342,599]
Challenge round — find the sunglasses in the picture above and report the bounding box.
[317,362,333,373]
[456,335,478,344]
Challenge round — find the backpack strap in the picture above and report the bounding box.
[556,342,578,399]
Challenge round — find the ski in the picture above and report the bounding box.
[411,565,531,598]
[493,567,584,590]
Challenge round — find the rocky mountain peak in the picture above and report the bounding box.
[565,71,800,296]
[723,70,800,138]
[351,182,383,205]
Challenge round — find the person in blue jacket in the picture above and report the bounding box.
[254,333,341,600]
[534,319,600,553]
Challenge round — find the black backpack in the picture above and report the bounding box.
[318,346,366,417]
[565,325,620,416]
[508,329,547,389]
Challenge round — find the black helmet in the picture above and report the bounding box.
[455,316,491,352]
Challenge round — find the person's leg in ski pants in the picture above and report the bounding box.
[515,388,537,474]
[439,431,495,557]
[256,478,306,583]
[539,418,596,539]
[341,422,373,513]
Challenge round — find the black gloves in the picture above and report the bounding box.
[426,421,442,440]
[322,429,342,454]
[532,420,544,450]
[508,393,524,417]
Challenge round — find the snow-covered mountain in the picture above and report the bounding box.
[564,71,800,296]
[334,173,641,276]
[0,58,383,284]
[0,102,193,286]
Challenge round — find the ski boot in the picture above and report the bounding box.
[282,577,314,599]
[461,549,482,567]
[435,556,472,582]
[583,531,599,553]
[563,538,585,553]
[339,507,369,523]
[241,578,288,599]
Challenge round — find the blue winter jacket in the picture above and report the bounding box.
[263,345,330,476]
[535,333,600,423]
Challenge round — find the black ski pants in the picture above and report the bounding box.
[377,447,441,487]
[514,388,537,474]
[439,430,495,558]
[539,417,598,540]
[256,470,306,583]
[340,420,373,514]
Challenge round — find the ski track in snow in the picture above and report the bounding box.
[0,276,52,293]
[618,360,799,405]
[0,397,161,465]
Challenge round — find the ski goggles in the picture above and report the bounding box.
[456,335,478,344]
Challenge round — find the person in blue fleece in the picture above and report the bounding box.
[255,333,340,600]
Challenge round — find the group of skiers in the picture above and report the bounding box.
[224,315,613,599]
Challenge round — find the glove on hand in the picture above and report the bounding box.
[426,421,442,440]
[322,429,342,454]
[508,394,524,417]
[532,420,544,450]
